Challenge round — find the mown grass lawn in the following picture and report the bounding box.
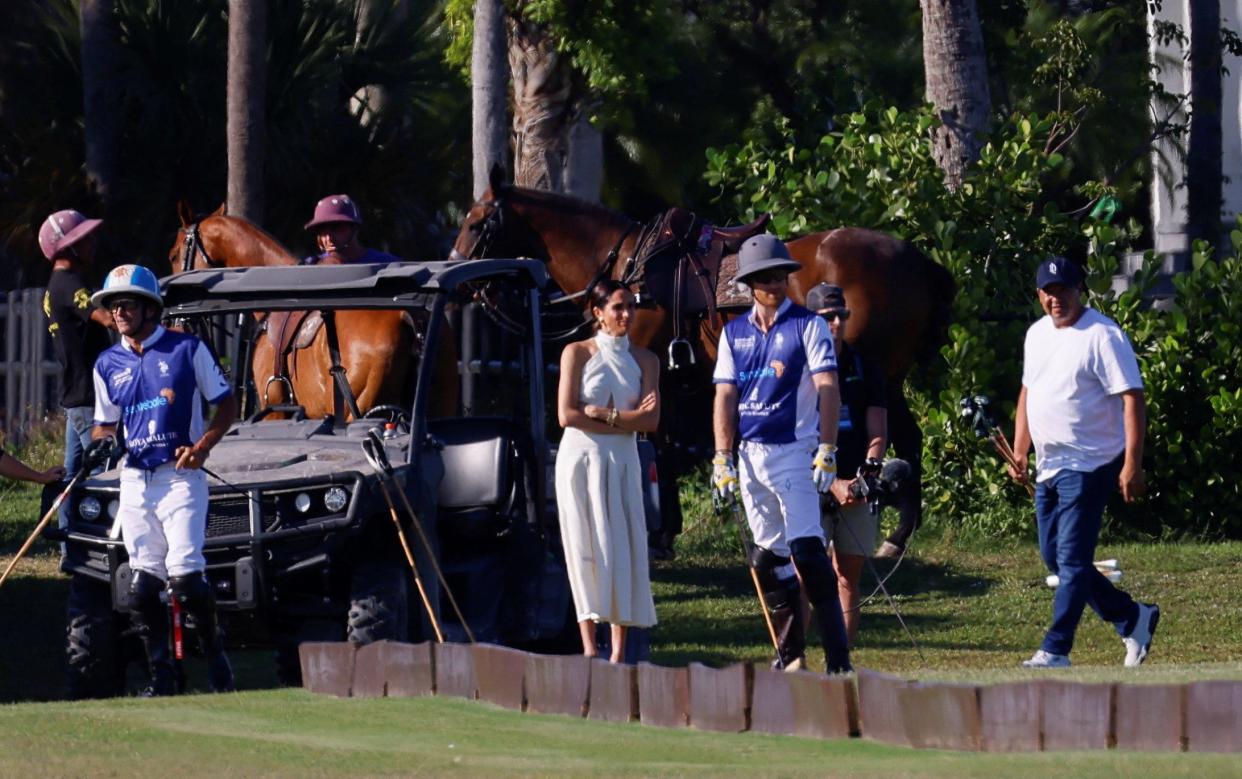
[2,689,1241,778]
[4,439,1242,774]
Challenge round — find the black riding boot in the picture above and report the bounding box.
[171,573,235,693]
[770,602,806,670]
[128,570,176,697]
[751,547,806,670]
[790,537,853,674]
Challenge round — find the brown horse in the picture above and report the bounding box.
[169,203,457,420]
[451,176,955,550]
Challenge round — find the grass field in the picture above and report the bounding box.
[4,433,1242,774]
[3,689,1241,778]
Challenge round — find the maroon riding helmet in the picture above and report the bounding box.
[304,195,363,231]
[38,209,103,261]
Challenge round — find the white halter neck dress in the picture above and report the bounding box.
[554,331,657,628]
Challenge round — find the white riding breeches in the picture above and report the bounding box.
[738,437,825,557]
[118,463,208,580]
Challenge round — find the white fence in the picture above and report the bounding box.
[0,288,61,440]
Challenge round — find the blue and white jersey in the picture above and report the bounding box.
[713,298,837,444]
[92,326,232,470]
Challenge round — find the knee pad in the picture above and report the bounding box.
[751,547,800,611]
[169,572,214,612]
[127,570,165,616]
[789,536,835,603]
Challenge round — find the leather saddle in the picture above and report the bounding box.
[635,208,770,320]
[259,310,324,401]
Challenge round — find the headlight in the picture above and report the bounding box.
[323,487,349,513]
[79,496,102,521]
[294,493,312,513]
[107,500,119,520]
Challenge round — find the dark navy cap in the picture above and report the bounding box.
[805,283,846,312]
[1035,256,1084,289]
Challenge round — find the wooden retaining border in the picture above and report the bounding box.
[299,643,1242,753]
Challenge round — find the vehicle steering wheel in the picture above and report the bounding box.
[362,404,411,432]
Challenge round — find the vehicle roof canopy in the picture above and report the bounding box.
[160,259,549,315]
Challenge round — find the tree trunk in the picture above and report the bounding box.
[508,16,573,192]
[1186,0,1223,251]
[227,0,266,224]
[472,0,509,198]
[80,0,121,206]
[921,0,991,190]
[563,103,603,202]
[353,0,408,135]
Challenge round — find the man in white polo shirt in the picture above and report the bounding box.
[1009,256,1159,668]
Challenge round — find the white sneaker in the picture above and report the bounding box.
[1022,649,1071,668]
[1123,603,1160,667]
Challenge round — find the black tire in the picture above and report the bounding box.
[65,576,131,699]
[346,561,410,646]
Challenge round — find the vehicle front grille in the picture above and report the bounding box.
[205,495,278,538]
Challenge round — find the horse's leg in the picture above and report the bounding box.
[883,383,923,553]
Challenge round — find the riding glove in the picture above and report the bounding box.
[712,451,739,501]
[811,443,838,493]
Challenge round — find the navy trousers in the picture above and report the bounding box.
[1036,455,1139,656]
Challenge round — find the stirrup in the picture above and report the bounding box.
[263,374,296,405]
[667,338,695,370]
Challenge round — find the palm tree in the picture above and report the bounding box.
[1186,0,1222,251]
[80,0,122,207]
[921,0,991,190]
[227,0,266,224]
[507,13,573,192]
[471,0,508,198]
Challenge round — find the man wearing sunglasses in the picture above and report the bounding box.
[806,283,887,646]
[711,235,851,674]
[89,264,238,696]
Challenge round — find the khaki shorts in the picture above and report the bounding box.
[821,500,876,557]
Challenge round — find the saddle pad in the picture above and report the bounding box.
[293,311,324,350]
[715,252,754,310]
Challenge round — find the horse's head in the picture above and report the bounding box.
[169,201,229,272]
[450,167,546,261]
[169,201,298,271]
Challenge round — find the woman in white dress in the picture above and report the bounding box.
[555,280,660,662]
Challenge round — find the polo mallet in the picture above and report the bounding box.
[959,395,1035,497]
[362,429,475,643]
[360,436,445,643]
[713,490,783,660]
[0,437,115,590]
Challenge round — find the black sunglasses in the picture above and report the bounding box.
[819,308,850,321]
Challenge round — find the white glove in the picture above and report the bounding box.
[712,451,739,501]
[811,443,838,494]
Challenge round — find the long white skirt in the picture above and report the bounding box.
[554,427,657,627]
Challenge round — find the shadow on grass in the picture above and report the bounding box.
[650,551,1000,667]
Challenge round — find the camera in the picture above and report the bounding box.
[824,457,912,516]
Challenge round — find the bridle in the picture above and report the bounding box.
[179,221,216,273]
[448,194,506,262]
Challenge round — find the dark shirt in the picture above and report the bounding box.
[836,343,886,477]
[300,247,400,265]
[44,268,111,408]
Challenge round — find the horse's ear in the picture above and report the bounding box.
[211,202,227,217]
[176,200,194,227]
[489,162,507,193]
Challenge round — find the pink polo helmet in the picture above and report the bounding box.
[38,209,103,261]
[304,194,363,230]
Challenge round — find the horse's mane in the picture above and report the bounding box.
[211,213,298,264]
[502,185,635,230]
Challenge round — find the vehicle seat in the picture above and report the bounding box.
[428,417,516,544]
